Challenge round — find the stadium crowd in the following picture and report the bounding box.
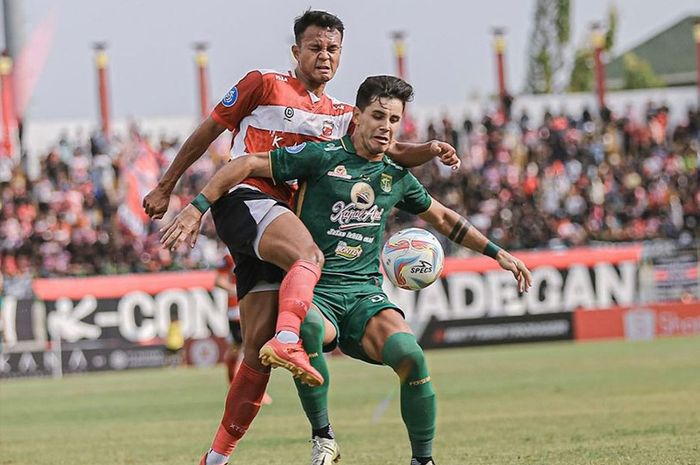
[1,103,698,295]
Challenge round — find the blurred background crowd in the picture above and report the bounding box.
[2,102,698,295]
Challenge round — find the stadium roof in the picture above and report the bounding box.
[606,15,699,89]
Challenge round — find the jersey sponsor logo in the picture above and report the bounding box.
[322,120,334,137]
[350,182,375,209]
[380,173,392,192]
[330,183,384,230]
[334,241,363,260]
[330,202,383,230]
[275,74,289,82]
[285,142,306,154]
[324,142,343,152]
[284,107,294,120]
[222,86,238,107]
[327,165,351,179]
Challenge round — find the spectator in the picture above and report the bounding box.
[0,105,698,279]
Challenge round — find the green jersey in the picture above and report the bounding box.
[270,135,432,285]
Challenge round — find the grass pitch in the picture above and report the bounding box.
[1,337,699,465]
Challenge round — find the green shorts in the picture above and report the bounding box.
[312,281,403,365]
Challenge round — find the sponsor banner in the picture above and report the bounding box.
[641,243,699,303]
[383,245,643,324]
[574,302,700,341]
[0,345,167,379]
[419,313,573,348]
[184,337,229,367]
[33,270,217,300]
[2,271,228,378]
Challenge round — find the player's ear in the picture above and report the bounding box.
[291,44,300,62]
[352,107,361,126]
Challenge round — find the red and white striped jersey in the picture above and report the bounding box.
[211,69,354,204]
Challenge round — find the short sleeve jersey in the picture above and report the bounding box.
[270,136,432,285]
[211,70,355,205]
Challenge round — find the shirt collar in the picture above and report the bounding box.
[341,135,392,164]
[340,135,356,153]
[292,69,323,103]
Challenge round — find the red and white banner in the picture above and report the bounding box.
[574,302,700,341]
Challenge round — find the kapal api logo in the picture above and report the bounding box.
[329,182,384,230]
[350,182,375,210]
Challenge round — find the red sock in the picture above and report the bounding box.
[276,259,321,335]
[211,362,270,456]
[225,349,240,383]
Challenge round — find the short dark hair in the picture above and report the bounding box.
[355,75,414,111]
[294,9,345,44]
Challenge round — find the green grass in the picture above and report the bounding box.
[1,337,699,465]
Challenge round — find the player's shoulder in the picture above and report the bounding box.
[383,156,408,173]
[257,69,294,83]
[281,138,340,155]
[325,94,354,114]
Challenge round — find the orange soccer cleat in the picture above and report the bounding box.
[259,337,324,387]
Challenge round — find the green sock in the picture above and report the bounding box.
[295,309,330,429]
[382,332,436,458]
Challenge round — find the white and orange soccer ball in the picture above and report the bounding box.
[381,228,445,291]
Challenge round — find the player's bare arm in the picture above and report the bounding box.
[159,152,271,250]
[143,116,226,219]
[419,197,533,293]
[387,140,460,170]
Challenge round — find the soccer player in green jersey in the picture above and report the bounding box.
[162,75,532,465]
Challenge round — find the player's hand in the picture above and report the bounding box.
[495,250,533,293]
[159,204,203,251]
[430,140,461,171]
[143,185,171,220]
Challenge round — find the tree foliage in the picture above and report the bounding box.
[568,48,593,92]
[525,0,571,93]
[622,53,664,89]
[567,3,618,92]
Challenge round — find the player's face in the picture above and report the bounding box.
[293,26,342,85]
[353,97,404,155]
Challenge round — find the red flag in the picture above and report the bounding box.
[117,141,160,236]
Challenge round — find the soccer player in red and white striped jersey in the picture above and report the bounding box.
[144,10,458,465]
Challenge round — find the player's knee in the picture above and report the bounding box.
[397,342,425,372]
[382,332,427,379]
[293,242,324,268]
[300,310,325,349]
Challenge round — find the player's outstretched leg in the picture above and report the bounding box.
[256,211,325,386]
[198,292,278,465]
[382,332,436,465]
[199,362,271,465]
[294,309,341,464]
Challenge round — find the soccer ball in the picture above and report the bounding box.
[381,228,445,290]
